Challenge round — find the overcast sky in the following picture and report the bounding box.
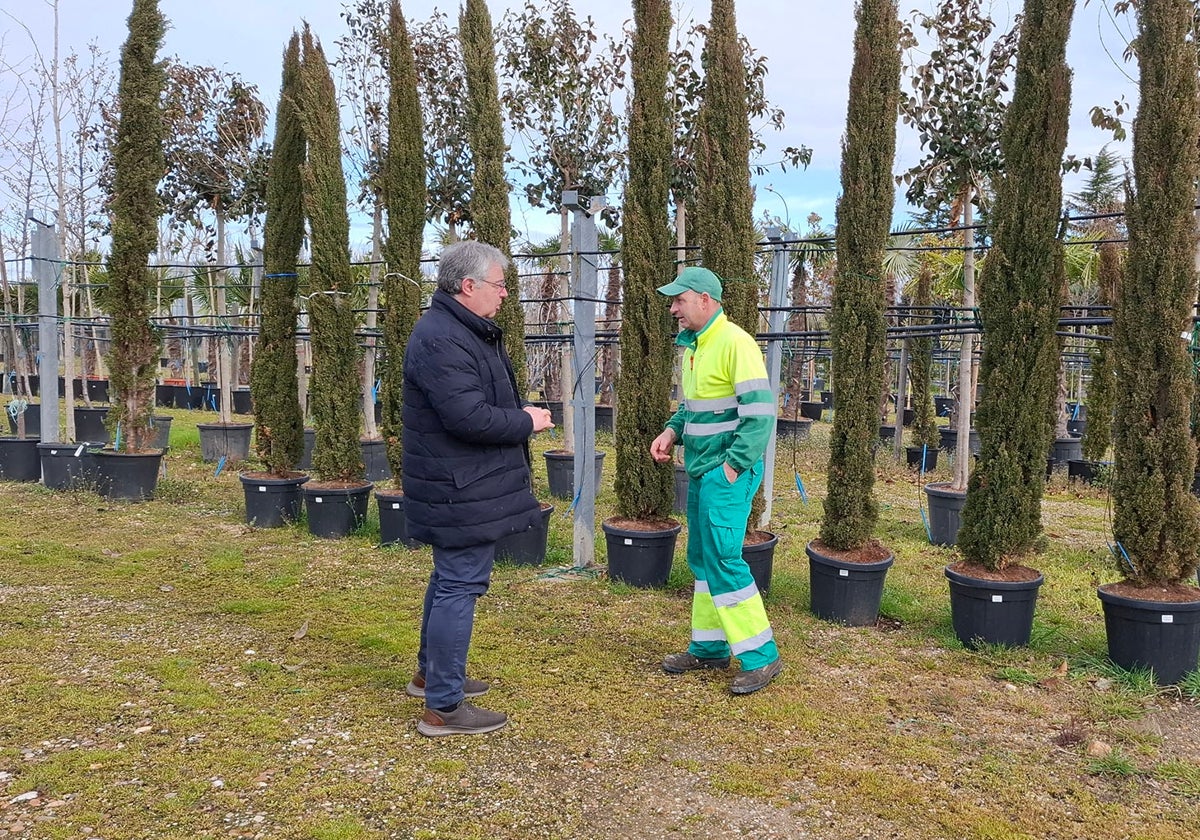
[2,0,1138,248]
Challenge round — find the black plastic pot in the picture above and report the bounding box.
[776,418,812,440]
[1048,436,1083,471]
[6,402,40,437]
[743,531,778,597]
[376,489,423,548]
[879,424,897,443]
[799,401,825,421]
[361,438,391,482]
[74,406,110,444]
[232,387,253,415]
[945,565,1044,649]
[544,450,605,500]
[38,442,99,490]
[94,450,162,501]
[148,415,172,451]
[805,540,894,626]
[197,422,253,463]
[1098,585,1200,684]
[906,445,939,472]
[173,384,205,410]
[594,404,614,433]
[938,426,980,456]
[0,436,42,482]
[924,482,966,546]
[303,482,372,539]
[240,471,308,527]
[902,407,915,427]
[602,518,681,588]
[1068,459,1110,485]
[86,378,109,403]
[155,384,174,408]
[934,396,954,417]
[496,503,554,565]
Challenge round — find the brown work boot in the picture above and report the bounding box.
[730,658,783,695]
[416,702,508,737]
[405,672,490,699]
[661,651,731,674]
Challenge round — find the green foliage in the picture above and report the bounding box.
[1087,749,1137,778]
[819,0,900,550]
[614,0,675,521]
[957,0,1075,570]
[460,0,527,395]
[410,10,474,231]
[898,0,1019,214]
[379,1,427,487]
[1111,0,1200,585]
[252,32,305,476]
[694,0,762,526]
[497,0,628,216]
[299,28,364,483]
[1081,241,1119,462]
[106,0,167,453]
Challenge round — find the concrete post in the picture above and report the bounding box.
[564,190,599,569]
[30,216,61,443]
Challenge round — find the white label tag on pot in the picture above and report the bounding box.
[624,538,633,545]
[1162,615,1174,624]
[392,503,400,509]
[992,595,1003,603]
[314,497,323,504]
[839,569,849,577]
[258,486,266,492]
[74,445,84,457]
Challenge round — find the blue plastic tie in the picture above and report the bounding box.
[794,472,808,504]
[1071,402,1080,420]
[920,444,929,477]
[564,486,582,516]
[114,421,122,451]
[920,506,932,542]
[1107,540,1137,575]
[372,379,380,401]
[214,455,227,478]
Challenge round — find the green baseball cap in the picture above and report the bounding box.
[656,266,723,301]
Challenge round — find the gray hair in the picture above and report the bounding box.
[436,240,510,294]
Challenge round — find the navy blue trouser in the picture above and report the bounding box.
[416,541,495,710]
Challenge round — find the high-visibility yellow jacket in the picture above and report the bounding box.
[666,310,775,479]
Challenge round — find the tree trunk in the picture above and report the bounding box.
[952,185,976,490]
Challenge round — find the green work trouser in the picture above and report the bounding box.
[685,459,779,671]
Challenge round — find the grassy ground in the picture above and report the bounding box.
[0,408,1197,839]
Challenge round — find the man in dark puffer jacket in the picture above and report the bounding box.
[402,240,553,737]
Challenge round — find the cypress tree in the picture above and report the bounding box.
[615,0,675,521]
[379,0,427,486]
[460,0,527,394]
[1110,0,1200,586]
[106,0,166,452]
[1080,237,1119,463]
[695,0,757,330]
[299,27,364,483]
[818,0,901,550]
[908,264,940,452]
[956,0,1075,569]
[251,32,305,475]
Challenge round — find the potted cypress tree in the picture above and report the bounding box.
[804,0,900,626]
[458,0,554,564]
[296,27,370,538]
[94,0,168,502]
[376,0,427,550]
[1100,0,1200,684]
[603,0,680,587]
[240,32,308,528]
[951,0,1073,649]
[692,0,778,588]
[906,264,941,472]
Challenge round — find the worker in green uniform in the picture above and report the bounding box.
[650,266,783,695]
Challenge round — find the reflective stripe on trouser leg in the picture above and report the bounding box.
[693,460,778,671]
[686,476,730,659]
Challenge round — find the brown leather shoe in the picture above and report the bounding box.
[405,672,490,699]
[416,702,508,737]
[662,651,731,674]
[730,658,783,694]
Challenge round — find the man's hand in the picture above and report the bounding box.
[650,428,677,463]
[722,462,738,483]
[524,405,554,433]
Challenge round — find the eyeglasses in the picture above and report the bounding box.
[467,275,507,291]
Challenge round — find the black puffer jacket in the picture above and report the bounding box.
[402,290,540,547]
